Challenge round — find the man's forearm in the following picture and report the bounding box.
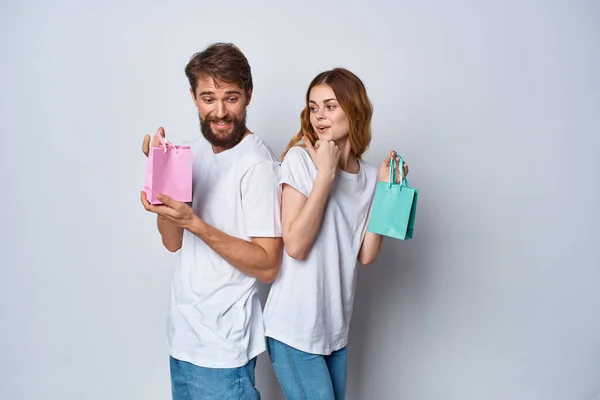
[157,216,183,252]
[187,216,280,282]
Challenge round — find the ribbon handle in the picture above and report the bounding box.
[388,151,408,188]
[155,130,178,154]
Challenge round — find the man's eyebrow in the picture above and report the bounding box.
[198,90,242,96]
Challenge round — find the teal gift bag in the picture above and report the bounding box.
[368,153,418,240]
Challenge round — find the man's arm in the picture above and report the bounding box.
[141,192,282,283]
[187,218,283,283]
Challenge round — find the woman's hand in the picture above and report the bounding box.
[377,149,409,183]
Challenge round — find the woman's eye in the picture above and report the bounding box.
[327,105,336,110]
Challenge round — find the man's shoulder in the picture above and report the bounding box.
[237,133,280,167]
[181,136,204,151]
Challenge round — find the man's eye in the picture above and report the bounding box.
[228,97,239,103]
[203,98,213,104]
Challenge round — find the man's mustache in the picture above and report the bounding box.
[205,116,235,123]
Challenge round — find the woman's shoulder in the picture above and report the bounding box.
[284,145,310,159]
[282,146,313,167]
[360,159,379,178]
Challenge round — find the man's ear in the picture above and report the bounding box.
[245,88,253,106]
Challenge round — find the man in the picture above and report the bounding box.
[141,43,283,400]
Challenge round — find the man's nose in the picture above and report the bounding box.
[215,102,228,119]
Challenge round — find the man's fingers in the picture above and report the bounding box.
[141,191,168,214]
[157,193,181,210]
[144,127,167,155]
[142,127,168,157]
[142,135,151,157]
[153,127,166,146]
[141,192,179,218]
[140,191,151,209]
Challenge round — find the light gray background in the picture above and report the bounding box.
[1,0,599,399]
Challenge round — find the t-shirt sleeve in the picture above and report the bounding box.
[361,164,380,239]
[240,160,283,238]
[280,147,315,198]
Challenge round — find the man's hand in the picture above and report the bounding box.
[141,191,197,230]
[142,127,166,157]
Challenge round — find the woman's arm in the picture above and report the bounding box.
[282,138,339,260]
[357,149,409,265]
[281,174,333,260]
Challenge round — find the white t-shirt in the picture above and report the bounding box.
[263,146,378,355]
[166,133,282,368]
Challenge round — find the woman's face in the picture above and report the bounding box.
[308,84,350,143]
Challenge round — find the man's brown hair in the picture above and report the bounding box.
[185,43,253,96]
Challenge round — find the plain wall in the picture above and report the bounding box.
[1,0,599,399]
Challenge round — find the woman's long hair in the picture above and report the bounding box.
[282,68,373,160]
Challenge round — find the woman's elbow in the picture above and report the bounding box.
[282,236,309,260]
[285,245,308,261]
[163,240,182,253]
[359,253,378,266]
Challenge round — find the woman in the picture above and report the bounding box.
[263,68,409,399]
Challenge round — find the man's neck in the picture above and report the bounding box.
[212,130,252,154]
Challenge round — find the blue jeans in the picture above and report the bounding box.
[169,356,260,400]
[267,337,347,400]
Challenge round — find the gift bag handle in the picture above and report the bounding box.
[389,151,408,188]
[155,130,178,154]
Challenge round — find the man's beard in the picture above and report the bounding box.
[199,111,247,150]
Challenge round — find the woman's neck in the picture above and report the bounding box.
[335,138,359,174]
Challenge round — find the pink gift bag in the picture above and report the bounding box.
[144,133,192,205]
